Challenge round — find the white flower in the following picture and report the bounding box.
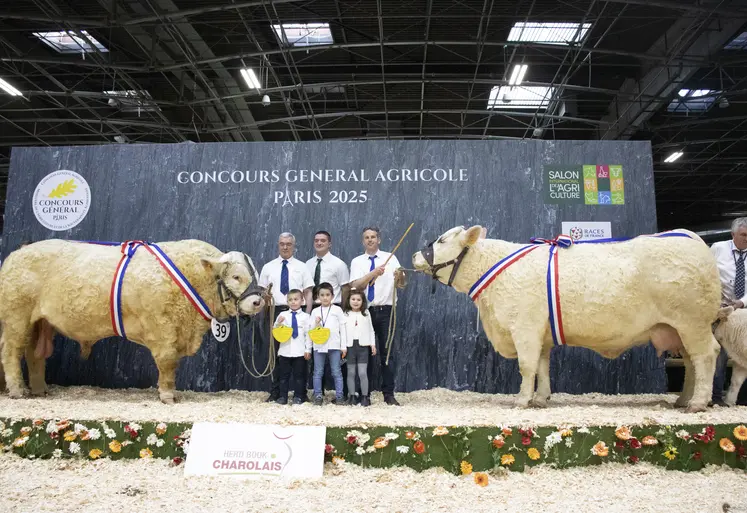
[1,429,12,438]
[366,446,376,454]
[122,441,132,447]
[87,429,101,441]
[127,422,142,432]
[74,423,88,435]
[675,430,690,440]
[12,436,29,447]
[0,421,5,432]
[104,428,117,439]
[68,442,80,454]
[577,427,590,434]
[384,432,399,441]
[45,421,58,434]
[565,438,574,448]
[355,447,366,455]
[182,441,189,454]
[146,434,158,446]
[544,432,563,453]
[396,445,409,454]
[655,429,666,436]
[156,439,165,448]
[52,449,62,459]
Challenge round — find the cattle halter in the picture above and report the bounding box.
[420,236,470,293]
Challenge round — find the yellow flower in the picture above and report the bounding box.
[20,427,32,436]
[89,449,103,460]
[615,426,632,441]
[527,448,540,460]
[500,454,515,466]
[720,438,736,453]
[733,425,747,442]
[108,440,122,453]
[63,431,77,442]
[155,423,168,436]
[663,447,678,460]
[373,437,389,449]
[641,436,658,446]
[433,426,449,437]
[139,448,153,459]
[474,472,489,487]
[560,428,573,438]
[591,441,609,457]
[460,460,473,475]
[332,456,345,465]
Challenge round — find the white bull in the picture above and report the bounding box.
[713,306,747,406]
[0,239,265,403]
[412,225,722,412]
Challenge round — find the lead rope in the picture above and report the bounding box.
[235,294,276,378]
[383,268,419,365]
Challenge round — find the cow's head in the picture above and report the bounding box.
[201,251,266,317]
[412,225,487,288]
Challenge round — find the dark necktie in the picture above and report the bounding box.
[280,260,289,295]
[314,258,322,286]
[368,255,376,302]
[291,311,298,338]
[736,251,745,299]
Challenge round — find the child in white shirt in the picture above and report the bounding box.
[273,289,312,405]
[343,289,377,406]
[310,282,347,405]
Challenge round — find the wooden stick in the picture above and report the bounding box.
[381,222,415,268]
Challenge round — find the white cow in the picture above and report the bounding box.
[412,225,722,412]
[713,306,747,406]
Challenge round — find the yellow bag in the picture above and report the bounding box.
[308,327,331,345]
[272,326,293,343]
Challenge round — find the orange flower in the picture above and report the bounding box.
[615,426,632,441]
[108,440,122,453]
[527,448,540,460]
[720,438,736,453]
[374,437,389,449]
[433,426,449,436]
[413,440,425,454]
[641,436,658,446]
[733,425,747,442]
[460,461,473,475]
[89,449,103,460]
[474,472,489,487]
[139,448,153,458]
[500,454,515,466]
[405,431,415,440]
[32,419,44,427]
[502,427,513,437]
[559,428,573,438]
[156,423,168,436]
[20,427,32,436]
[492,436,505,449]
[332,456,345,465]
[591,441,609,457]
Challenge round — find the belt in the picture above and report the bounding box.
[369,305,392,311]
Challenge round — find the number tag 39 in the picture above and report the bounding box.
[211,318,230,342]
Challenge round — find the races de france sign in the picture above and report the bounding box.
[184,423,326,479]
[544,165,625,205]
[32,170,91,231]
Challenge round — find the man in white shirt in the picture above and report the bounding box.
[306,230,350,307]
[259,232,315,402]
[710,217,747,406]
[348,226,407,405]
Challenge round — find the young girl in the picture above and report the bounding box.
[343,288,377,406]
[310,282,347,405]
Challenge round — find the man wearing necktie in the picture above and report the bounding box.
[348,226,408,406]
[259,232,314,403]
[710,218,747,406]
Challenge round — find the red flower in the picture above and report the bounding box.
[615,441,625,451]
[172,457,183,466]
[705,426,716,438]
[521,436,532,446]
[628,455,639,464]
[325,444,335,455]
[49,432,59,440]
[630,438,642,449]
[346,435,357,445]
[738,446,746,459]
[413,440,425,454]
[693,451,702,461]
[519,428,534,438]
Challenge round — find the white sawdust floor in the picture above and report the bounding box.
[1,386,746,427]
[0,454,745,513]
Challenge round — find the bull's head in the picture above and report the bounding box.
[412,225,486,289]
[201,251,266,317]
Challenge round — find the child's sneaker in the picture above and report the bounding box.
[331,397,345,405]
[360,395,371,407]
[313,396,324,406]
[275,396,288,405]
[292,397,304,405]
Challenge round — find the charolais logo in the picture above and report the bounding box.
[32,170,91,231]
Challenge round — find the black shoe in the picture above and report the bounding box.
[265,394,279,403]
[292,397,304,405]
[275,396,288,405]
[314,396,324,406]
[384,395,400,406]
[360,395,371,407]
[710,399,730,407]
[345,395,356,406]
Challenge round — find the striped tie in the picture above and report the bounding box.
[736,251,745,299]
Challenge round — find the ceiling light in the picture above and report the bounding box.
[508,64,528,86]
[663,151,683,163]
[0,77,22,96]
[240,68,261,90]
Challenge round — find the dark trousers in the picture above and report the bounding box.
[367,305,397,397]
[277,355,306,400]
[268,305,309,398]
[712,346,729,402]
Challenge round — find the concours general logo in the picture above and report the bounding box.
[32,170,91,231]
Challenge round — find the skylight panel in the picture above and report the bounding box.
[508,22,591,45]
[667,88,719,113]
[487,86,554,110]
[104,90,160,113]
[725,31,747,50]
[33,30,108,54]
[272,23,333,47]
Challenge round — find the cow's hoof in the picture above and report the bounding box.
[30,388,48,397]
[674,396,690,408]
[531,397,549,408]
[515,399,532,409]
[159,392,177,404]
[8,387,29,399]
[685,403,707,413]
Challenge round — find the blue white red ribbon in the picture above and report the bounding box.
[468,244,540,301]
